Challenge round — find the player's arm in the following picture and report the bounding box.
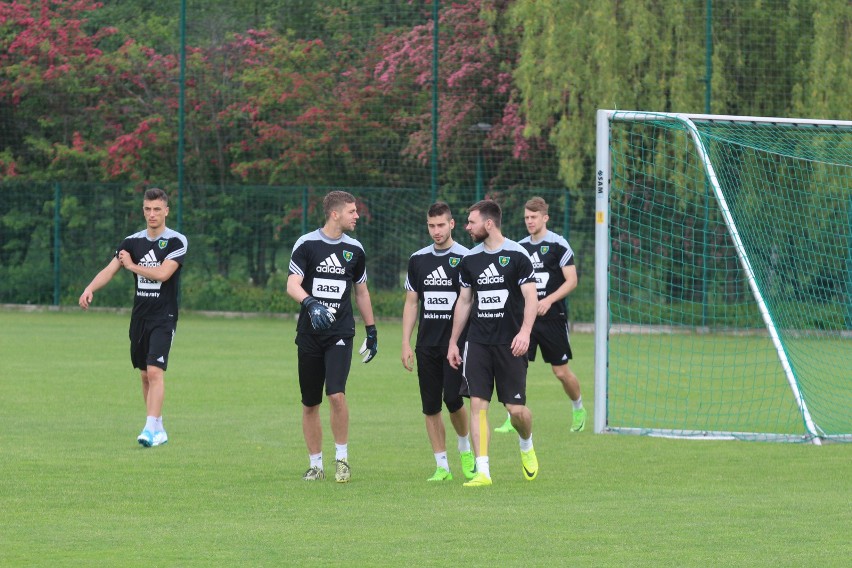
[511,281,539,357]
[538,264,578,316]
[119,251,181,282]
[286,273,309,304]
[354,282,378,363]
[79,257,122,310]
[353,282,375,327]
[447,286,473,369]
[401,290,419,372]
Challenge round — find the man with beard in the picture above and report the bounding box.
[447,200,539,487]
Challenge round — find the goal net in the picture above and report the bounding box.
[594,111,852,444]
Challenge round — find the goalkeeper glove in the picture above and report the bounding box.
[359,324,378,363]
[302,296,336,330]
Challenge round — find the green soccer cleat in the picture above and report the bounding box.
[494,416,516,434]
[520,448,539,481]
[427,467,453,482]
[302,466,325,481]
[463,472,493,487]
[335,459,351,483]
[571,407,587,432]
[459,450,476,480]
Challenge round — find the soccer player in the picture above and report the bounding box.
[495,196,587,434]
[78,188,188,448]
[401,202,475,482]
[447,199,539,487]
[287,191,378,483]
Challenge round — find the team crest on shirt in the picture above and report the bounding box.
[158,239,168,249]
[499,256,509,267]
[343,250,353,262]
[540,245,549,255]
[449,257,460,267]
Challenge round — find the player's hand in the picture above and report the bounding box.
[510,331,530,357]
[447,344,462,369]
[302,296,336,330]
[359,325,378,363]
[536,297,551,316]
[79,289,93,310]
[401,345,414,371]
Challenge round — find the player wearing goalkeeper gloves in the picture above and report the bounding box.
[401,202,475,482]
[287,191,377,483]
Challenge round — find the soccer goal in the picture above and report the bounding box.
[594,110,852,444]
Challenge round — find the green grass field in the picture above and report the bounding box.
[1,309,849,567]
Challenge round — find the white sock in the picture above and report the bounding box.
[435,451,449,471]
[457,435,471,453]
[144,416,157,432]
[519,434,534,453]
[154,416,164,433]
[309,452,323,470]
[335,443,348,462]
[475,456,490,478]
[572,396,584,411]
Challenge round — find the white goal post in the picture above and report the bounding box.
[594,110,852,444]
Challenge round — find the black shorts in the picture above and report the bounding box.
[295,333,354,407]
[129,318,176,371]
[415,345,465,416]
[528,318,573,365]
[461,341,528,405]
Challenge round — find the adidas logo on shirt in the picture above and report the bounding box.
[424,266,453,286]
[476,263,504,285]
[316,254,346,274]
[529,252,544,269]
[139,249,160,268]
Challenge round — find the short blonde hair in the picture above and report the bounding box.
[524,196,548,215]
[323,191,356,218]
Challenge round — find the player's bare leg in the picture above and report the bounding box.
[327,392,351,482]
[506,404,532,438]
[552,363,581,401]
[327,392,349,446]
[449,406,475,479]
[138,367,166,447]
[463,397,492,486]
[302,403,323,455]
[553,363,586,432]
[142,367,165,418]
[425,412,454,481]
[507,403,538,480]
[448,405,470,438]
[425,412,447,453]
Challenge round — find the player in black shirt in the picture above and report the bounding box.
[447,200,540,487]
[401,202,475,482]
[79,188,188,448]
[287,191,377,483]
[495,196,587,434]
